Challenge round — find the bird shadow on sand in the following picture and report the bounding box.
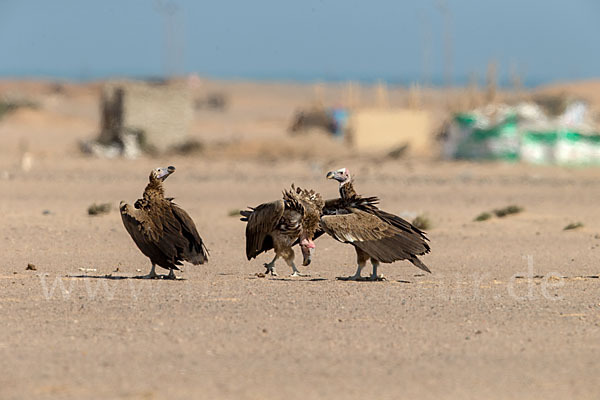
[270,277,328,282]
[247,274,327,282]
[336,277,386,282]
[65,274,187,281]
[335,277,412,283]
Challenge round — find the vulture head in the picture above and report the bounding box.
[299,192,324,266]
[299,237,316,266]
[286,185,324,267]
[149,166,176,183]
[326,168,350,183]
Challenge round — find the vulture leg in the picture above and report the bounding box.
[264,254,279,276]
[339,247,369,281]
[282,248,309,277]
[166,268,177,280]
[143,263,159,279]
[288,260,309,277]
[369,260,385,281]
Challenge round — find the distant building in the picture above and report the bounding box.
[83,80,193,158]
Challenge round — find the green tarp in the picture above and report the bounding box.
[450,113,600,165]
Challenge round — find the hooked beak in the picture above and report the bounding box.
[326,171,335,180]
[300,238,316,266]
[156,165,176,180]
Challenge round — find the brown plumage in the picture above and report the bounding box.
[321,168,431,280]
[120,166,208,279]
[240,185,324,276]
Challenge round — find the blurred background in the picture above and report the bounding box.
[1,0,600,165]
[5,3,600,398]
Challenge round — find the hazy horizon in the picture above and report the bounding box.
[1,0,599,87]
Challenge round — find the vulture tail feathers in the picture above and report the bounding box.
[187,242,209,265]
[409,256,431,273]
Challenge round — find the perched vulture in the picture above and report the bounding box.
[241,185,324,276]
[120,166,208,279]
[320,168,431,280]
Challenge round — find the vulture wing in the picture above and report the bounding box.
[243,200,286,260]
[321,208,431,270]
[366,208,429,243]
[314,196,380,240]
[311,197,345,242]
[170,203,209,265]
[120,203,182,269]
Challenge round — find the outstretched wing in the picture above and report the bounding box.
[320,208,430,265]
[242,200,285,259]
[170,203,209,264]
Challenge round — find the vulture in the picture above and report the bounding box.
[241,185,324,277]
[120,166,208,279]
[320,168,431,280]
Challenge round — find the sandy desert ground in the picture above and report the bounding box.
[1,79,600,399]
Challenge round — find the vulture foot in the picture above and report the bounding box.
[165,269,179,280]
[264,263,278,276]
[369,274,386,281]
[290,271,310,277]
[140,264,160,279]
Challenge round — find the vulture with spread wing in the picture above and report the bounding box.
[241,185,324,276]
[120,166,208,279]
[320,168,431,280]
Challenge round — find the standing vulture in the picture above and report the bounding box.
[241,185,324,277]
[320,168,431,280]
[120,166,208,279]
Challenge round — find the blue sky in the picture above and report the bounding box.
[1,0,598,86]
